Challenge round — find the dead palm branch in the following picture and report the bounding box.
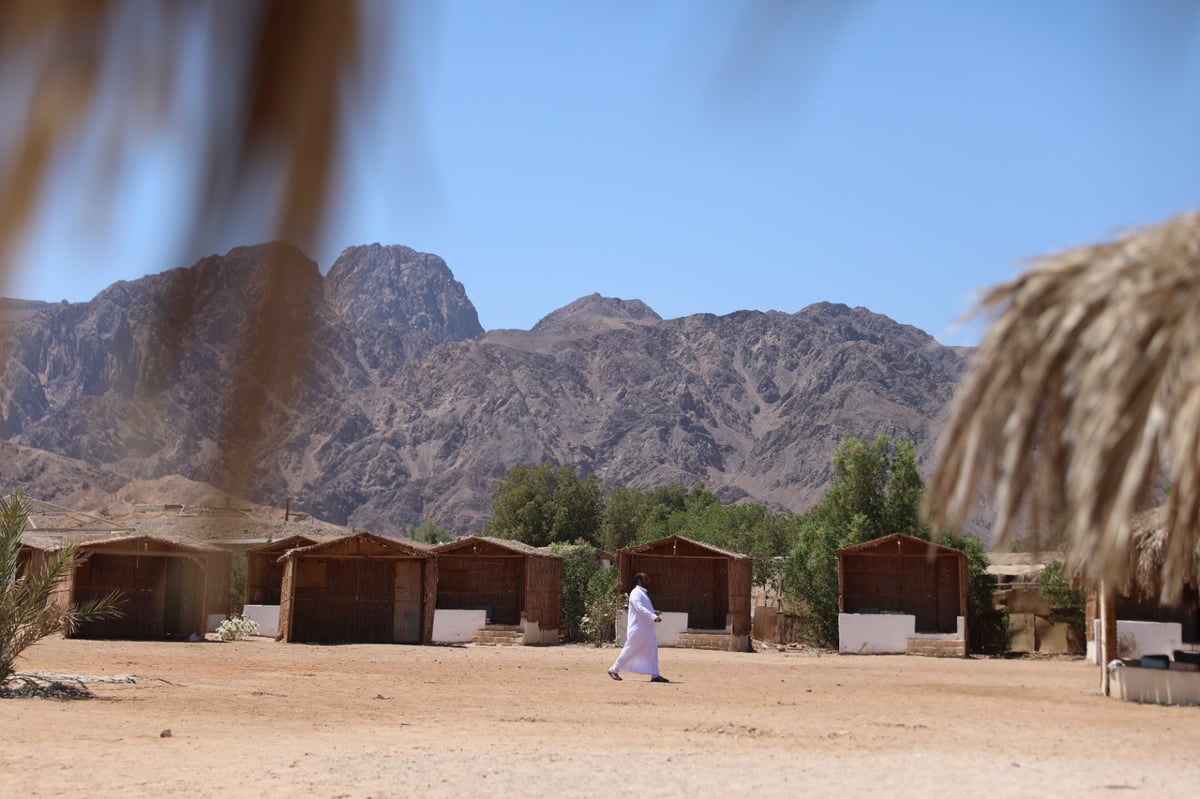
[924,210,1200,604]
[0,491,123,684]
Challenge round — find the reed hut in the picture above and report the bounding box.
[836,534,967,656]
[46,534,228,640]
[277,532,436,644]
[924,211,1200,689]
[617,535,752,652]
[245,535,318,606]
[1084,509,1200,660]
[432,536,562,645]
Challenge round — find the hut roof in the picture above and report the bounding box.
[279,531,433,562]
[836,533,963,558]
[245,534,319,556]
[1113,506,1200,600]
[621,534,749,560]
[435,535,560,559]
[987,551,1065,580]
[925,210,1200,602]
[20,531,223,554]
[106,504,352,548]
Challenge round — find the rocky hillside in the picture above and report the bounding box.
[0,243,971,536]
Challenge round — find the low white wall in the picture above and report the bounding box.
[614,609,688,647]
[432,609,487,643]
[242,605,281,638]
[838,613,915,654]
[1088,620,1184,664]
[205,614,226,634]
[1112,665,1200,706]
[520,618,559,646]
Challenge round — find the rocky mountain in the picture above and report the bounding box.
[0,242,972,536]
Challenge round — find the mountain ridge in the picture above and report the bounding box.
[0,243,976,537]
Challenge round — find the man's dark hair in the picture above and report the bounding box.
[634,572,647,586]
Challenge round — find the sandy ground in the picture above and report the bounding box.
[3,637,1199,799]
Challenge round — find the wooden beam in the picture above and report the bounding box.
[1099,580,1117,696]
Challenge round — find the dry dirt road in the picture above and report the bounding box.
[3,636,1198,798]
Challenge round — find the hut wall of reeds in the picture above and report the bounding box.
[277,533,436,644]
[432,537,562,642]
[617,535,752,652]
[66,536,225,640]
[245,535,317,605]
[837,534,967,635]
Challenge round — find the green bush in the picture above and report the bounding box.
[548,542,603,642]
[1039,560,1086,639]
[581,566,620,645]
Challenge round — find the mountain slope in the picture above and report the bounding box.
[1,243,969,536]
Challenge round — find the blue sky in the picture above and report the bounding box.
[9,1,1200,345]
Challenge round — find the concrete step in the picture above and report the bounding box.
[471,628,524,646]
[676,631,731,651]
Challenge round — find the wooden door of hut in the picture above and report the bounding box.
[393,560,422,643]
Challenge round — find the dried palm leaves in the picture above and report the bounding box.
[926,211,1200,603]
[0,1,362,499]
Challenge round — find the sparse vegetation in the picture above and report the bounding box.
[215,614,260,642]
[407,521,455,545]
[547,541,604,642]
[1039,560,1086,641]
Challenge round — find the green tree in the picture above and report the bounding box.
[781,435,927,647]
[1038,560,1086,640]
[407,520,455,545]
[936,534,993,650]
[546,541,604,642]
[581,564,621,644]
[1,492,123,684]
[484,462,602,547]
[598,484,650,553]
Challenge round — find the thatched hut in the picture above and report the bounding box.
[923,211,1200,689]
[277,532,436,644]
[1083,508,1200,663]
[836,534,967,657]
[22,533,229,640]
[617,535,752,652]
[431,536,562,645]
[245,535,318,606]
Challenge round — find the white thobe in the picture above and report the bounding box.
[611,585,660,676]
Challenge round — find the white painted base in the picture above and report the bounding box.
[614,609,688,646]
[242,604,281,638]
[1087,619,1184,664]
[1111,665,1200,706]
[838,613,915,654]
[520,617,559,645]
[432,609,487,643]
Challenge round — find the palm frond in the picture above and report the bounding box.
[925,211,1200,602]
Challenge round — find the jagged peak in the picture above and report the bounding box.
[324,243,482,339]
[531,294,661,333]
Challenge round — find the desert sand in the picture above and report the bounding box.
[3,636,1198,798]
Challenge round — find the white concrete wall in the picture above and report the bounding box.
[1112,665,1200,706]
[242,605,281,638]
[1088,619,1184,664]
[205,614,226,634]
[614,609,688,647]
[432,609,487,643]
[520,617,559,645]
[838,613,916,654]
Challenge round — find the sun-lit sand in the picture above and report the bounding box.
[3,636,1199,798]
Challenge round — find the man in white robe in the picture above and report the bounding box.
[608,572,670,683]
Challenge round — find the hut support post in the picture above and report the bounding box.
[1098,581,1117,696]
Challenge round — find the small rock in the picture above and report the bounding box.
[160,729,172,738]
